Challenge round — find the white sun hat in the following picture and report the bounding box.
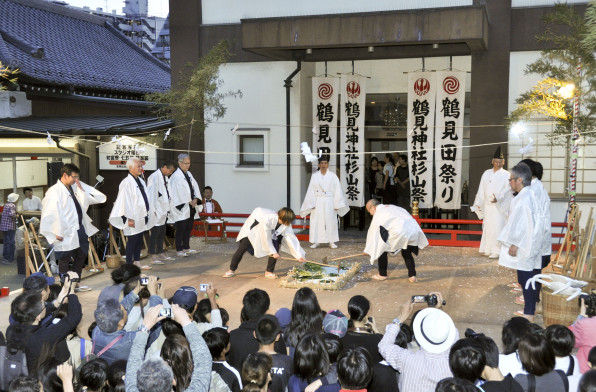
[412,307,457,354]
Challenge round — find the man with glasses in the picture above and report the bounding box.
[169,154,202,257]
[497,162,541,322]
[471,147,512,259]
[40,164,106,291]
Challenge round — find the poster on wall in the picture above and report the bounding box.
[339,74,366,208]
[98,136,157,171]
[407,72,436,209]
[434,71,466,209]
[312,77,339,167]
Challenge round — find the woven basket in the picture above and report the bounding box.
[105,255,123,269]
[542,287,580,327]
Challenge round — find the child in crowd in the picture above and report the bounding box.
[255,315,293,392]
[288,333,340,392]
[241,352,272,392]
[336,347,373,392]
[545,324,580,376]
[203,327,242,392]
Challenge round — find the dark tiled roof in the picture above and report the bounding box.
[0,0,171,94]
[0,115,173,135]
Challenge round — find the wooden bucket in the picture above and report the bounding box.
[105,255,122,269]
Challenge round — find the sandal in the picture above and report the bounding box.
[264,273,278,279]
[140,265,153,270]
[222,271,236,278]
[371,274,388,281]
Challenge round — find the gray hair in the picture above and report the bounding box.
[137,358,174,392]
[94,298,124,333]
[177,153,189,162]
[368,199,380,207]
[511,163,532,187]
[126,157,142,171]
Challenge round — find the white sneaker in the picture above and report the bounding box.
[330,243,338,249]
[310,243,318,249]
[177,251,188,257]
[185,249,198,254]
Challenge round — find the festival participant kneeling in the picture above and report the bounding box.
[109,157,153,270]
[223,207,306,279]
[337,347,373,392]
[497,162,541,322]
[363,199,428,282]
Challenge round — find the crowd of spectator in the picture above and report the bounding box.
[1,265,596,392]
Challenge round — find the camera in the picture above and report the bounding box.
[139,277,159,286]
[159,308,172,318]
[579,293,596,318]
[199,283,209,292]
[411,294,446,307]
[60,273,80,284]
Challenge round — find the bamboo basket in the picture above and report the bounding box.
[541,287,580,327]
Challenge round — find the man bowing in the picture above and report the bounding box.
[363,199,428,283]
[40,163,106,290]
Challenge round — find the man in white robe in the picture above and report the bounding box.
[40,163,106,289]
[300,156,349,249]
[109,157,152,270]
[471,146,512,258]
[22,187,42,211]
[146,160,176,264]
[497,162,542,320]
[223,207,306,279]
[363,199,428,282]
[169,153,202,257]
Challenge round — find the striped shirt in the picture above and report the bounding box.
[378,323,456,392]
[0,202,16,231]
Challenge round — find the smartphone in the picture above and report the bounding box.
[159,308,172,318]
[139,277,149,286]
[199,283,209,292]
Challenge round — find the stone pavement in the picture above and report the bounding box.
[0,234,532,350]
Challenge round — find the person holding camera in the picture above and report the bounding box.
[570,294,596,374]
[363,198,428,282]
[378,292,457,392]
[342,295,383,364]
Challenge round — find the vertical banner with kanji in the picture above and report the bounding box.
[407,72,436,209]
[312,77,339,167]
[340,74,366,207]
[434,71,466,209]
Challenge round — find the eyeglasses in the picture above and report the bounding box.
[71,175,80,180]
[509,177,517,181]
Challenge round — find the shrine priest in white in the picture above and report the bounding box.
[497,162,542,322]
[300,155,349,249]
[471,146,512,259]
[40,163,106,290]
[363,199,428,283]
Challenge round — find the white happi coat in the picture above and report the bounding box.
[40,180,106,251]
[109,174,152,236]
[22,196,42,211]
[146,169,172,227]
[529,178,552,256]
[299,170,349,244]
[472,168,512,255]
[168,168,201,223]
[237,207,306,260]
[497,186,542,271]
[363,204,428,264]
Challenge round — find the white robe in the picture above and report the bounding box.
[168,168,202,223]
[22,196,42,211]
[40,180,106,251]
[299,170,349,244]
[363,204,429,264]
[109,174,152,236]
[529,178,552,257]
[237,207,306,260]
[146,169,172,227]
[497,186,542,272]
[472,168,512,255]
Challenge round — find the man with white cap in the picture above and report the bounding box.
[471,146,512,259]
[1,193,19,264]
[378,292,457,392]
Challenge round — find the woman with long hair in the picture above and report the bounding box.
[288,333,339,392]
[160,334,194,392]
[285,288,323,353]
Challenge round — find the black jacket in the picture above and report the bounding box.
[227,320,287,371]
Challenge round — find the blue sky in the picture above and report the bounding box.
[64,0,169,17]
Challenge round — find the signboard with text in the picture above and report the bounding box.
[98,136,157,170]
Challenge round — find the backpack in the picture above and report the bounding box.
[0,344,28,391]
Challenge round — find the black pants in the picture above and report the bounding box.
[518,268,541,315]
[126,232,144,264]
[230,237,277,272]
[149,224,166,255]
[378,245,417,277]
[175,217,194,251]
[56,226,89,277]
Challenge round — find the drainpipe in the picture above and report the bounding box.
[52,137,91,160]
[284,61,301,208]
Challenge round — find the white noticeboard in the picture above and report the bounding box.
[98,136,157,171]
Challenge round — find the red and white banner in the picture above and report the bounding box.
[407,72,436,209]
[434,71,466,209]
[340,74,366,207]
[312,77,339,167]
